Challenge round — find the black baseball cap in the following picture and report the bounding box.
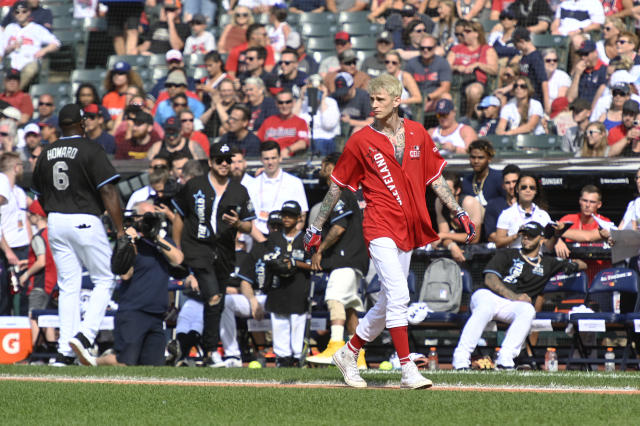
[518,221,544,238]
[59,104,83,126]
[511,27,530,43]
[210,142,232,158]
[134,111,153,125]
[623,99,640,114]
[14,1,28,11]
[268,210,283,226]
[5,69,20,80]
[281,200,301,216]
[163,116,180,133]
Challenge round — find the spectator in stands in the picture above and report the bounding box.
[494,173,555,249]
[110,85,147,137]
[257,90,309,158]
[544,48,571,104]
[548,96,574,136]
[484,164,520,243]
[237,46,270,84]
[383,50,422,119]
[155,72,205,125]
[182,158,204,182]
[596,83,631,130]
[476,95,501,136]
[22,123,42,167]
[319,32,352,76]
[396,19,428,60]
[432,0,458,53]
[361,31,394,79]
[511,27,550,114]
[285,32,318,76]
[115,110,159,160]
[226,23,275,78]
[0,2,59,90]
[29,94,57,128]
[290,0,326,12]
[613,31,640,76]
[461,139,504,208]
[497,76,546,135]
[267,6,291,53]
[268,48,309,95]
[115,103,164,145]
[295,75,341,156]
[429,99,477,156]
[217,6,252,54]
[307,153,368,368]
[93,200,184,366]
[102,61,144,121]
[0,69,32,125]
[219,104,261,157]
[325,49,370,94]
[607,99,639,145]
[405,35,452,115]
[125,157,171,210]
[75,83,111,126]
[197,51,229,106]
[493,62,520,105]
[244,77,277,132]
[609,110,640,157]
[575,121,610,157]
[448,20,499,119]
[253,141,308,234]
[507,0,553,33]
[326,0,367,12]
[488,9,519,59]
[0,152,30,315]
[452,221,585,370]
[170,151,190,184]
[597,16,625,65]
[150,50,198,102]
[147,116,207,160]
[434,170,482,262]
[230,147,255,190]
[2,0,52,29]
[179,109,208,156]
[386,4,435,48]
[183,14,216,55]
[551,0,604,47]
[38,122,57,144]
[562,98,592,152]
[368,0,406,24]
[139,0,190,54]
[331,72,373,135]
[568,40,608,105]
[83,104,116,155]
[201,78,236,139]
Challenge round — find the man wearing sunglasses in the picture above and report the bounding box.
[154,71,205,126]
[453,221,586,370]
[319,32,353,76]
[28,94,57,128]
[172,142,255,367]
[511,27,550,114]
[607,99,639,146]
[257,89,309,158]
[1,0,52,30]
[83,104,115,155]
[147,116,206,161]
[226,23,276,78]
[149,50,197,102]
[362,31,395,79]
[567,40,607,105]
[405,35,452,114]
[267,48,309,96]
[324,49,370,95]
[115,110,159,160]
[237,46,270,85]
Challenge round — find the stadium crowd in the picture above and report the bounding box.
[0,0,637,368]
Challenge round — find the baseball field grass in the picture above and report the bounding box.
[1,365,640,425]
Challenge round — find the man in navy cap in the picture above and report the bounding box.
[512,27,550,113]
[428,99,477,156]
[568,39,608,104]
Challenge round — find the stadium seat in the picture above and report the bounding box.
[299,12,336,25]
[106,55,151,70]
[184,53,206,68]
[255,13,270,25]
[193,67,208,80]
[341,22,383,36]
[30,83,72,105]
[312,50,335,64]
[148,54,169,68]
[515,134,561,153]
[301,23,337,38]
[482,20,498,33]
[218,12,232,28]
[45,4,74,17]
[71,68,108,86]
[306,37,335,52]
[81,17,107,32]
[536,272,588,324]
[531,34,569,71]
[337,11,369,24]
[485,134,515,152]
[355,50,375,64]
[351,36,376,50]
[49,29,84,71]
[52,15,80,31]
[287,13,301,26]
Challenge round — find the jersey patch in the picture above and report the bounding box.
[504,259,524,285]
[410,145,421,159]
[193,189,209,239]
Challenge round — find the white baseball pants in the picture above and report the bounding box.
[175,298,204,335]
[220,294,266,358]
[452,289,536,369]
[48,213,116,357]
[355,237,411,342]
[271,312,306,358]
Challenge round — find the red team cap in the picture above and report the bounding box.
[550,97,569,119]
[28,200,47,218]
[335,32,350,42]
[83,104,99,114]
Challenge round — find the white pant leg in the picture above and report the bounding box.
[69,215,116,343]
[494,299,536,367]
[290,313,307,359]
[176,298,204,335]
[221,294,267,358]
[452,289,502,369]
[356,238,411,341]
[271,313,292,358]
[48,214,84,357]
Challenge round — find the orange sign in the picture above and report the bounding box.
[0,317,31,364]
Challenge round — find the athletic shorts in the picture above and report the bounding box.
[28,288,50,314]
[324,267,364,312]
[106,2,144,36]
[114,310,165,366]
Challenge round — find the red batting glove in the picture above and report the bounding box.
[455,210,476,244]
[304,225,322,253]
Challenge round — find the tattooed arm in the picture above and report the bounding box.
[430,174,462,213]
[485,273,531,303]
[312,181,343,230]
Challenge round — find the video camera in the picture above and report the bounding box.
[150,178,181,207]
[124,212,166,241]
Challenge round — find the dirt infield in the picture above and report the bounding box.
[1,374,639,394]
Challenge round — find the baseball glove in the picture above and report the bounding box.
[265,254,296,278]
[111,235,136,275]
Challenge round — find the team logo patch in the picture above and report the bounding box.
[410,145,421,159]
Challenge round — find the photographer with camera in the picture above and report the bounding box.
[88,201,185,366]
[294,74,340,157]
[172,142,255,366]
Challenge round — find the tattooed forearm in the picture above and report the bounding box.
[431,175,462,212]
[485,273,519,301]
[319,224,346,253]
[312,181,342,229]
[394,127,405,164]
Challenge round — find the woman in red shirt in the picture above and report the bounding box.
[101,61,145,121]
[217,6,253,54]
[447,20,498,119]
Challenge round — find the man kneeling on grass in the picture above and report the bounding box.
[80,201,185,366]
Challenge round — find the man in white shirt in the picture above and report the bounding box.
[125,155,171,210]
[551,0,604,49]
[0,1,60,89]
[253,140,308,234]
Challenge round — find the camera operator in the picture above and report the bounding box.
[90,201,185,366]
[172,142,255,367]
[294,74,341,157]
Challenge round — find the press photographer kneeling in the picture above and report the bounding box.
[92,201,185,366]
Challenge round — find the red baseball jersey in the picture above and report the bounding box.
[257,115,309,153]
[331,119,446,251]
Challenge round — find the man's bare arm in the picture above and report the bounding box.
[311,181,342,229]
[431,175,462,212]
[485,273,526,301]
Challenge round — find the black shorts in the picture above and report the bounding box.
[106,1,144,36]
[114,310,165,366]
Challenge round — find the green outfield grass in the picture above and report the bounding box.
[1,365,639,425]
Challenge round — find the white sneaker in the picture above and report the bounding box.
[69,333,97,367]
[401,361,433,390]
[332,345,367,388]
[212,357,242,368]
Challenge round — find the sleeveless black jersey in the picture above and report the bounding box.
[158,140,193,160]
[31,136,119,216]
[172,174,256,274]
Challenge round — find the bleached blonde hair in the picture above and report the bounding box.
[368,74,402,99]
